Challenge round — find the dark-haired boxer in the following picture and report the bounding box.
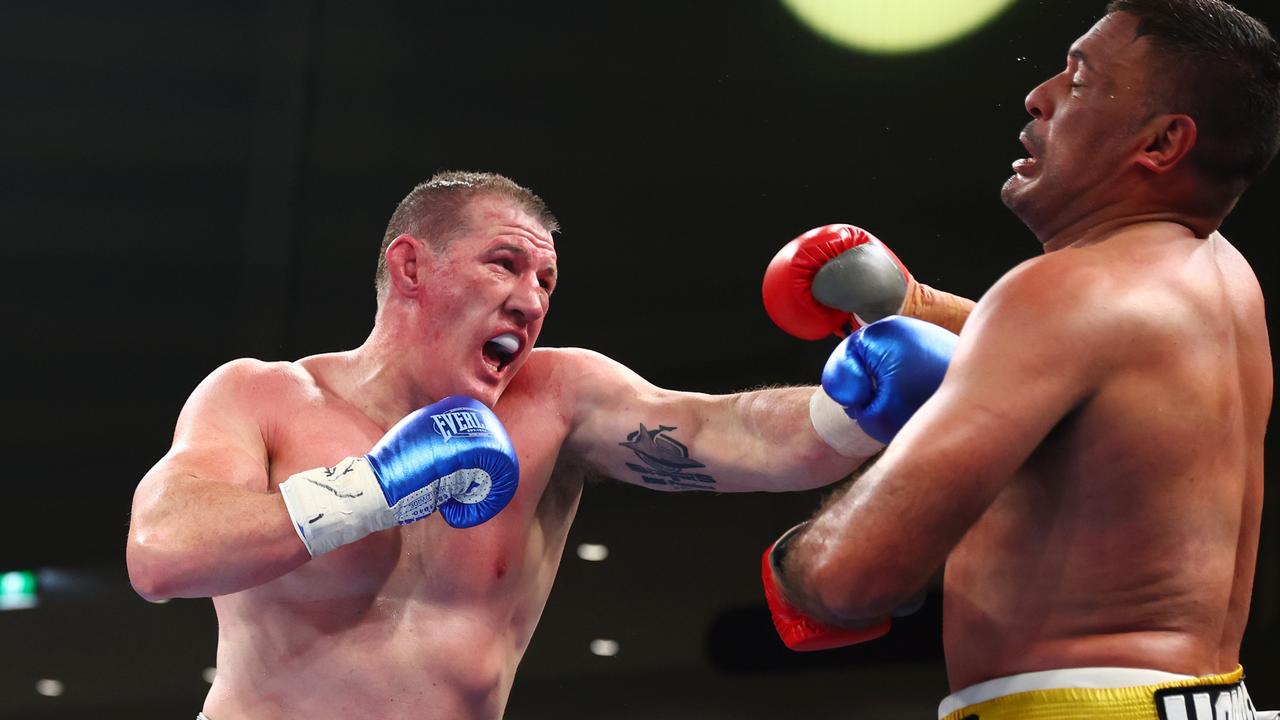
[761,2,1278,718]
[127,171,962,720]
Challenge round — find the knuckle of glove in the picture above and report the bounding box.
[821,336,874,412]
[763,225,873,341]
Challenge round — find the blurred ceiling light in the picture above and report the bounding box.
[35,679,64,697]
[203,667,217,684]
[575,543,609,562]
[589,638,620,657]
[781,0,1020,55]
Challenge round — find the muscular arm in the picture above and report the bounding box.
[775,256,1117,624]
[557,349,860,493]
[126,360,309,600]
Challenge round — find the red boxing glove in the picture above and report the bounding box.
[762,224,913,340]
[761,530,891,651]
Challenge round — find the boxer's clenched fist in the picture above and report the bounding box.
[808,315,957,457]
[279,395,519,556]
[822,315,957,445]
[762,224,974,339]
[761,522,891,651]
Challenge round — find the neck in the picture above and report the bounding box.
[343,306,436,430]
[1035,199,1220,253]
[1032,170,1229,252]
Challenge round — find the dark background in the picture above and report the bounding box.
[2,1,1277,717]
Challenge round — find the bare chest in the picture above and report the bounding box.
[946,385,1248,643]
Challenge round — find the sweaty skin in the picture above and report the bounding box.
[941,226,1269,689]
[128,195,853,719]
[775,11,1271,692]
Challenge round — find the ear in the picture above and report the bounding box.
[1135,114,1197,174]
[384,234,427,298]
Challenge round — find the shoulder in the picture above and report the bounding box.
[177,358,318,438]
[196,357,316,405]
[972,245,1151,339]
[984,247,1117,307]
[955,248,1157,392]
[513,346,656,415]
[1212,232,1267,308]
[520,347,645,387]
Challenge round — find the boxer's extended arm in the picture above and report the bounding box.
[774,255,1119,625]
[557,348,854,493]
[127,360,309,600]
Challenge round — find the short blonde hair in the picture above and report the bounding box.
[375,171,559,300]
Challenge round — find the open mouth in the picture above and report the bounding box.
[1020,132,1038,159]
[482,332,521,372]
[1013,132,1042,174]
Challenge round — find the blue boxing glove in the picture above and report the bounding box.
[822,316,957,444]
[279,396,519,556]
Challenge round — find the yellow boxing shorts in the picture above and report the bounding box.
[938,665,1270,720]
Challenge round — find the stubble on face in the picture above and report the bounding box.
[414,195,556,406]
[1001,12,1153,242]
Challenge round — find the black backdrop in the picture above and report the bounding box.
[3,1,1278,717]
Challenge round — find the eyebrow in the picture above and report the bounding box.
[1069,48,1091,68]
[492,243,558,279]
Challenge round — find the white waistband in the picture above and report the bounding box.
[937,667,1197,718]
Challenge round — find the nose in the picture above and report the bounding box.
[505,275,547,325]
[1024,76,1055,120]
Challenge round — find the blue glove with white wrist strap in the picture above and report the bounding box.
[822,315,957,444]
[279,395,519,556]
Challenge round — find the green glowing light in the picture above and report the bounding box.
[0,570,37,610]
[781,0,1021,55]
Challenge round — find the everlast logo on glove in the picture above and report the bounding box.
[1156,682,1257,720]
[431,409,492,443]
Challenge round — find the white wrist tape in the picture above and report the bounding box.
[278,456,491,556]
[809,389,885,461]
[278,457,395,557]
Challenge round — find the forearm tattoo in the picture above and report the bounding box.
[618,424,716,490]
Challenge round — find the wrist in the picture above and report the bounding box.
[902,281,974,335]
[808,389,885,460]
[278,457,393,556]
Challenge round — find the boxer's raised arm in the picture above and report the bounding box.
[127,360,310,601]
[772,255,1117,625]
[556,348,857,493]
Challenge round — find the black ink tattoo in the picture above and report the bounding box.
[618,424,716,490]
[305,478,364,499]
[322,459,358,479]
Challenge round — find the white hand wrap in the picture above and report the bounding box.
[278,457,393,557]
[278,456,489,556]
[808,388,885,461]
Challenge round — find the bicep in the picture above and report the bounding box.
[880,270,1108,520]
[895,298,1096,486]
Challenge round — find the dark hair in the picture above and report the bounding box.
[1105,0,1280,189]
[375,171,559,300]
